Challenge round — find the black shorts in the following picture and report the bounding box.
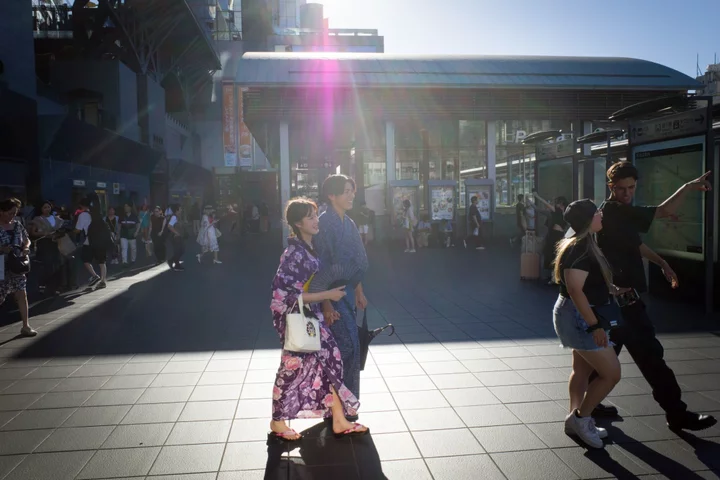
[81,245,107,264]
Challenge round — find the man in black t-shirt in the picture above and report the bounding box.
[464,196,485,250]
[593,161,715,432]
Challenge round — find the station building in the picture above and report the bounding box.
[236,52,701,230]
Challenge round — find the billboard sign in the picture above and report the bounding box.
[222,83,237,167]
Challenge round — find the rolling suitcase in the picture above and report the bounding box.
[520,231,540,280]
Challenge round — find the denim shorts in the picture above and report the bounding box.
[553,295,613,351]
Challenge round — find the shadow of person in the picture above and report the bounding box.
[597,422,709,479]
[264,422,386,479]
[674,430,720,472]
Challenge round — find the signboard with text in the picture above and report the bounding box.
[536,138,576,161]
[630,107,708,146]
[222,83,237,167]
[238,87,253,168]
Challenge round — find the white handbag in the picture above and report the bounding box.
[283,294,321,353]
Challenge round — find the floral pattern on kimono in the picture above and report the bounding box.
[270,237,360,420]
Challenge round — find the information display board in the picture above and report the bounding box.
[464,179,495,237]
[465,185,492,221]
[633,136,705,260]
[389,180,420,227]
[428,181,457,221]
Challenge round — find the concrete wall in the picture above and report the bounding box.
[0,0,37,100]
[117,63,140,141]
[166,115,193,163]
[49,59,140,142]
[144,75,167,146]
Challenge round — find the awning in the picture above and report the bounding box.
[42,115,162,175]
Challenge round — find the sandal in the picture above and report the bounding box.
[270,429,302,441]
[333,423,368,438]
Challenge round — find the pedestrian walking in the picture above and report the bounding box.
[119,203,140,266]
[0,198,37,337]
[29,200,63,295]
[74,198,110,289]
[166,205,186,271]
[104,207,120,265]
[314,175,370,408]
[592,161,716,431]
[149,207,166,264]
[196,206,222,264]
[534,192,568,284]
[269,197,366,441]
[138,204,152,257]
[464,195,485,250]
[552,199,621,449]
[400,199,416,253]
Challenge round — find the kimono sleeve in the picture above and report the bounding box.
[270,244,305,319]
[314,213,337,266]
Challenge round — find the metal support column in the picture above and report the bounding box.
[703,100,715,314]
[280,121,290,247]
[385,121,396,184]
[487,122,497,181]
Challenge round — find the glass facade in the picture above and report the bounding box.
[494,119,574,206]
[272,0,303,28]
[458,120,488,207]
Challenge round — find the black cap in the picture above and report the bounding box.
[563,199,598,238]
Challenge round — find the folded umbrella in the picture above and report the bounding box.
[358,310,394,371]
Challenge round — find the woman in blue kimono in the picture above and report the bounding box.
[314,175,369,405]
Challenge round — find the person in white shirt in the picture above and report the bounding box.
[165,204,186,271]
[73,199,107,289]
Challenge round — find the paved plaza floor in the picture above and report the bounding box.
[0,236,719,479]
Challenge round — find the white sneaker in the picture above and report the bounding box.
[409,249,416,253]
[565,415,608,439]
[213,260,222,264]
[404,249,410,253]
[564,412,604,448]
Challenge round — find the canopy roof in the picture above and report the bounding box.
[236,53,701,90]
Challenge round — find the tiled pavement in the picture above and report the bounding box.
[0,237,719,479]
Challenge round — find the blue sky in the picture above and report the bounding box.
[319,0,719,77]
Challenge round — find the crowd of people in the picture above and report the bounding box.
[0,194,263,337]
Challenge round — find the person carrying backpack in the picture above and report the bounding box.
[73,198,111,289]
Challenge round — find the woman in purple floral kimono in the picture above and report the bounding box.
[269,198,367,441]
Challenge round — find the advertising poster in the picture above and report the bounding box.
[467,186,492,221]
[238,87,253,167]
[391,187,416,224]
[430,186,455,221]
[634,139,705,259]
[222,83,237,167]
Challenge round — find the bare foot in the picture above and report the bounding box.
[332,418,368,435]
[270,420,301,440]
